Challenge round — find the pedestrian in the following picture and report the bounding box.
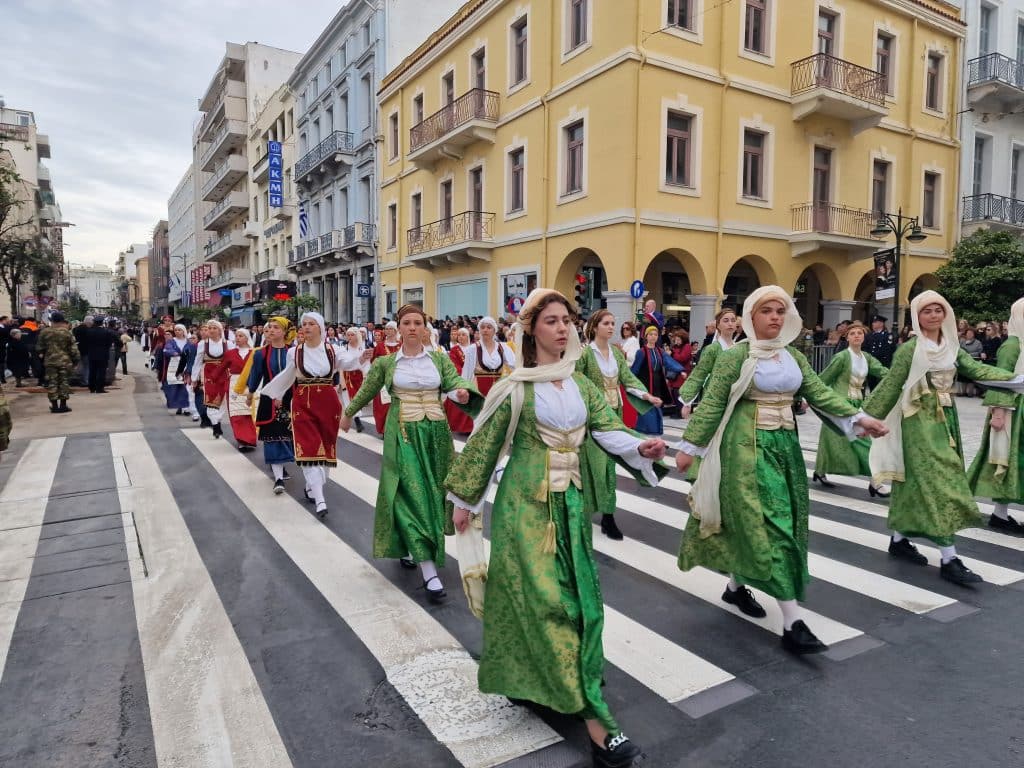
[674,286,889,654]
[679,308,738,417]
[187,320,234,439]
[446,288,667,768]
[118,327,132,375]
[864,314,897,370]
[864,291,1024,585]
[19,319,44,386]
[225,328,258,452]
[630,325,682,435]
[160,325,190,415]
[0,385,10,458]
[83,318,115,393]
[0,315,10,384]
[6,329,31,387]
[642,298,666,331]
[36,312,80,413]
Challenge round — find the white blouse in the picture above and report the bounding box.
[259,343,341,400]
[392,348,462,401]
[589,342,646,400]
[338,345,370,374]
[462,341,515,379]
[190,338,235,380]
[850,350,868,379]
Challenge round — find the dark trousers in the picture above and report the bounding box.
[119,351,128,374]
[88,357,108,392]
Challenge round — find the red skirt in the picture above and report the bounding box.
[475,373,500,397]
[343,370,364,401]
[445,397,474,435]
[230,414,258,447]
[291,382,342,466]
[372,395,389,435]
[621,385,638,429]
[203,360,230,408]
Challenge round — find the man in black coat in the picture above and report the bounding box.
[83,318,116,393]
[864,314,896,368]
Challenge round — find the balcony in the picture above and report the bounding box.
[343,222,376,258]
[966,53,1024,110]
[295,131,355,183]
[408,88,499,168]
[407,211,495,267]
[201,154,247,202]
[962,193,1024,232]
[288,243,307,265]
[789,203,882,258]
[791,54,888,133]
[199,119,246,171]
[36,133,51,159]
[37,164,51,190]
[0,123,29,143]
[273,200,294,221]
[199,44,245,112]
[197,80,246,142]
[252,152,270,183]
[203,229,249,263]
[244,220,261,239]
[203,190,249,230]
[206,267,254,290]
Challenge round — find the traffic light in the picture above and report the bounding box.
[574,273,588,314]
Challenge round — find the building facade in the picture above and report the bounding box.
[168,165,196,310]
[378,0,965,333]
[67,263,115,312]
[113,243,148,316]
[134,254,151,320]
[149,220,170,318]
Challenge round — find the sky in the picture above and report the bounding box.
[2,0,343,267]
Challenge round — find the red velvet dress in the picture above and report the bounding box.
[445,345,475,434]
[371,340,401,434]
[225,347,258,447]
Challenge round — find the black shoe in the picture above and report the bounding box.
[273,479,285,495]
[592,733,642,768]
[601,513,624,540]
[812,472,836,488]
[95,389,107,394]
[399,557,417,570]
[424,576,446,603]
[282,470,291,481]
[200,419,213,429]
[722,584,767,618]
[781,620,828,655]
[315,503,329,519]
[888,536,928,566]
[304,488,315,503]
[355,416,364,433]
[175,408,184,415]
[49,400,59,413]
[868,484,890,498]
[988,514,1024,536]
[59,399,71,413]
[940,557,983,586]
[212,423,223,439]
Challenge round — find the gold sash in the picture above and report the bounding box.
[532,422,586,500]
[848,372,866,401]
[746,389,796,431]
[601,374,622,410]
[393,386,446,422]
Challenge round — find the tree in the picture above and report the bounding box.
[936,229,1024,323]
[261,293,322,320]
[0,235,51,314]
[61,289,91,322]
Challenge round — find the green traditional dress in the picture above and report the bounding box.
[678,337,732,406]
[814,348,889,477]
[575,342,653,514]
[967,336,1024,503]
[677,345,859,601]
[444,374,666,733]
[863,339,1016,546]
[344,350,482,564]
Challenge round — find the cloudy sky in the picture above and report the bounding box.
[4,0,342,267]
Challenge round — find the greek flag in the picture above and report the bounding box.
[299,200,309,239]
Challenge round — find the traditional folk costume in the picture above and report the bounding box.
[812,347,889,494]
[678,335,734,408]
[576,341,654,540]
[338,331,370,433]
[444,289,664,765]
[160,331,189,412]
[677,286,866,655]
[190,324,234,439]
[967,297,1024,535]
[344,336,482,601]
[261,313,343,518]
[224,331,257,450]
[630,339,681,435]
[461,318,515,397]
[445,341,475,434]
[370,322,401,434]
[865,292,1024,584]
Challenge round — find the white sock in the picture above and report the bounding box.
[993,503,1010,521]
[420,560,440,587]
[271,463,285,481]
[939,545,957,564]
[302,467,325,505]
[208,408,223,425]
[891,532,905,542]
[727,576,741,593]
[778,599,801,631]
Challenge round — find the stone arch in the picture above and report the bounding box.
[908,272,939,301]
[722,255,777,309]
[554,247,608,318]
[793,263,842,327]
[640,248,709,328]
[852,269,876,323]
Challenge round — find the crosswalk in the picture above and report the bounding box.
[1,425,1022,767]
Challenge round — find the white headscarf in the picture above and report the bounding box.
[173,324,187,335]
[869,290,958,484]
[689,286,802,537]
[478,316,498,332]
[234,328,252,347]
[300,311,326,344]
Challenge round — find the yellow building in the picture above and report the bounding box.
[378,0,964,332]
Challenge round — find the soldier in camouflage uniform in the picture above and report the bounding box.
[37,312,80,413]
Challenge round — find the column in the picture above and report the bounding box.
[338,273,351,324]
[603,290,637,327]
[685,294,720,339]
[820,300,857,330]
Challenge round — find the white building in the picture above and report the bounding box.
[960,1,1024,234]
[168,165,195,308]
[67,263,115,312]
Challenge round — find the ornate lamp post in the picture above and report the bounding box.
[870,208,927,330]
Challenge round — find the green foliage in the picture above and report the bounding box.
[173,305,215,325]
[936,229,1024,323]
[261,293,321,320]
[61,290,91,322]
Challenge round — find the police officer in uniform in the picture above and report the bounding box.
[864,314,896,392]
[37,312,81,413]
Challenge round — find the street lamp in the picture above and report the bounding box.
[870,207,927,331]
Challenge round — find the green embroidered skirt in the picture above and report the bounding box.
[815,397,871,476]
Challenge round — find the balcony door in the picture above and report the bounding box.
[816,11,837,86]
[442,72,455,133]
[441,180,453,235]
[472,49,487,116]
[470,167,483,239]
[813,147,832,232]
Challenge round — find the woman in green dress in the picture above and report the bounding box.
[446,289,667,768]
[678,307,738,417]
[576,308,662,540]
[341,304,482,603]
[966,296,1024,536]
[811,321,891,497]
[864,291,1024,585]
[674,286,890,655]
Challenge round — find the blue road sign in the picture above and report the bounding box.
[630,280,644,299]
[356,283,371,298]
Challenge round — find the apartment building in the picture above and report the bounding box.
[168,166,196,310]
[378,0,964,332]
[193,41,301,316]
[67,263,115,312]
[114,243,148,314]
[134,253,151,320]
[149,220,170,318]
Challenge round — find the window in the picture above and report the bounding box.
[872,160,890,218]
[742,129,765,198]
[413,94,424,125]
[876,33,893,96]
[511,17,529,85]
[387,203,397,249]
[668,0,693,30]
[509,148,525,212]
[472,48,486,90]
[564,121,585,195]
[16,113,30,127]
[389,113,399,159]
[665,112,692,187]
[973,137,986,197]
[922,172,939,228]
[443,72,455,105]
[325,59,332,84]
[568,0,588,51]
[411,193,422,237]
[1018,22,1024,65]
[744,0,767,54]
[1013,148,1022,200]
[362,22,370,48]
[926,53,942,111]
[980,5,993,56]
[817,10,836,56]
[440,180,453,231]
[360,74,372,128]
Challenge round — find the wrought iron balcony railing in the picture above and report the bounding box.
[962,193,1024,226]
[791,203,880,240]
[407,211,495,256]
[344,222,376,246]
[967,53,1024,91]
[791,53,886,107]
[295,130,355,179]
[409,89,499,152]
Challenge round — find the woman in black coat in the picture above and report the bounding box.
[7,329,32,386]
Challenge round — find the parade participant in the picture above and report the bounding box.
[370,320,401,434]
[160,325,190,415]
[968,297,1024,535]
[865,291,1024,585]
[224,328,257,452]
[462,316,515,397]
[576,308,662,540]
[338,327,372,434]
[187,320,234,439]
[675,286,889,654]
[341,304,481,604]
[37,312,80,414]
[679,308,737,418]
[630,325,682,435]
[239,316,296,494]
[261,312,342,519]
[446,288,667,768]
[812,321,890,496]
[445,327,475,435]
